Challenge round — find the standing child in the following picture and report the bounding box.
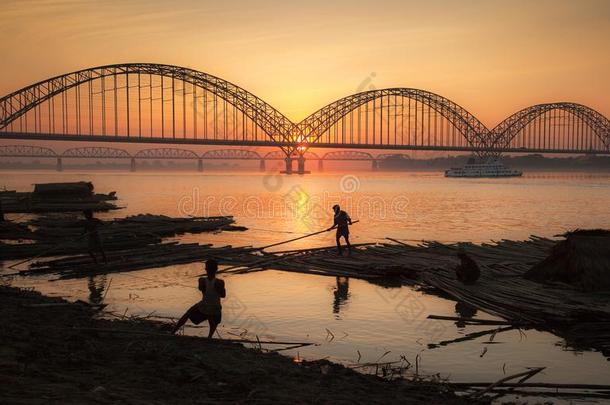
[173,259,226,338]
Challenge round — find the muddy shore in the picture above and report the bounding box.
[0,285,475,404]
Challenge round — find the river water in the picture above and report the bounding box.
[2,169,610,389]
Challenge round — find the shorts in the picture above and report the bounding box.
[336,227,349,238]
[188,304,222,325]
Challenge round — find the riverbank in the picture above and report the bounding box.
[0,285,473,404]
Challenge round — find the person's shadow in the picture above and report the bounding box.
[454,300,477,328]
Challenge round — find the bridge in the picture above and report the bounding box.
[1,63,609,174]
[0,145,409,171]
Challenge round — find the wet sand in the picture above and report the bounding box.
[0,285,475,404]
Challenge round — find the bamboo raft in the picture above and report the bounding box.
[22,243,262,280]
[28,213,247,239]
[1,214,247,260]
[222,236,610,358]
[9,230,610,358]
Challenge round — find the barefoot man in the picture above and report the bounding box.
[327,204,353,256]
[173,259,226,338]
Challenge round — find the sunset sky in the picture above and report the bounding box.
[1,0,609,127]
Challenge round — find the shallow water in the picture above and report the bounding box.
[2,169,610,390]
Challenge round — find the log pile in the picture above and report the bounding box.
[1,214,247,260]
[221,237,553,281]
[0,220,36,240]
[221,235,610,358]
[28,214,247,239]
[525,229,610,292]
[1,182,119,213]
[23,243,261,280]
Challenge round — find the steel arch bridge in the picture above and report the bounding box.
[0,63,295,153]
[489,102,610,155]
[296,88,491,152]
[1,63,610,173]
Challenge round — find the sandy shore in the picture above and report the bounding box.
[0,285,479,404]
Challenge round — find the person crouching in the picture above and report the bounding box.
[172,259,226,338]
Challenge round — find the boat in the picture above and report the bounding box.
[445,158,522,178]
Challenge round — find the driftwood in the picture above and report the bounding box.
[427,326,517,349]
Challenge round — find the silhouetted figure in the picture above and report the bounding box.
[173,259,226,338]
[327,204,352,256]
[83,209,107,265]
[333,277,350,314]
[455,249,480,284]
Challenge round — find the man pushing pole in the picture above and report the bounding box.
[327,204,353,256]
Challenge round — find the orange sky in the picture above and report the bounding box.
[1,0,609,127]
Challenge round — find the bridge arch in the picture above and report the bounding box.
[322,151,374,160]
[489,102,610,155]
[0,144,57,157]
[202,149,262,160]
[61,146,132,159]
[297,88,490,152]
[264,150,319,160]
[0,63,294,152]
[135,148,198,160]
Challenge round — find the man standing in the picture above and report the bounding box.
[328,204,352,256]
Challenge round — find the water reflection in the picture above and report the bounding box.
[87,275,108,304]
[332,277,350,316]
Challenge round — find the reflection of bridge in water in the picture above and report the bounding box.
[0,144,407,171]
[1,63,609,174]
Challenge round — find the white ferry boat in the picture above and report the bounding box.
[445,158,522,178]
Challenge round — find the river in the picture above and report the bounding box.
[2,169,610,387]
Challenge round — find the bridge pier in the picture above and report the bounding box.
[198,159,204,172]
[318,159,324,172]
[371,160,379,171]
[259,159,266,172]
[297,156,306,175]
[56,157,63,172]
[284,157,293,174]
[130,158,136,172]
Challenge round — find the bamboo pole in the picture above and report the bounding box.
[257,221,360,250]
